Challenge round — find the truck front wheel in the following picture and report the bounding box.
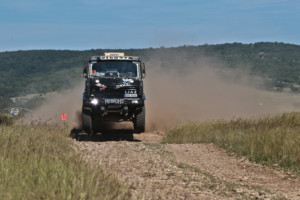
[82,109,93,135]
[134,107,145,133]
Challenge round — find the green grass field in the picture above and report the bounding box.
[0,123,130,200]
[163,112,300,174]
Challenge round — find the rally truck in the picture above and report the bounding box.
[82,52,146,134]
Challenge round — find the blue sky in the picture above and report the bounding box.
[0,0,299,51]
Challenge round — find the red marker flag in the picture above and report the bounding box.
[62,113,67,121]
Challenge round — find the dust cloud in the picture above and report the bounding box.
[144,53,300,131]
[23,52,300,131]
[23,81,84,127]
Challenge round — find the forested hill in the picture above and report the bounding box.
[0,42,300,109]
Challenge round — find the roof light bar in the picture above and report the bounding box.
[104,52,125,57]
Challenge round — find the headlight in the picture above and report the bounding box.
[91,98,98,105]
[132,100,139,104]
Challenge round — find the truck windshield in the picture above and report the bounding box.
[91,61,138,78]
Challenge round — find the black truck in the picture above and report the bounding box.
[82,52,146,134]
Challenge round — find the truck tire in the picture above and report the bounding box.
[134,107,145,133]
[82,110,93,135]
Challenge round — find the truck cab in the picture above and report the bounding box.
[82,52,146,134]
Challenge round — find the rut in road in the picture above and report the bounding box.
[73,131,300,200]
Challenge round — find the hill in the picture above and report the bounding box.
[0,42,300,110]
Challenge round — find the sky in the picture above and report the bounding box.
[0,0,299,51]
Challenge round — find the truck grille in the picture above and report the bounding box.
[101,87,124,98]
[92,86,136,98]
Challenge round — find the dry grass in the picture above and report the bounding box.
[0,113,14,126]
[163,112,300,174]
[0,123,130,200]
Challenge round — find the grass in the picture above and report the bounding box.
[0,113,14,126]
[163,112,300,174]
[0,123,130,200]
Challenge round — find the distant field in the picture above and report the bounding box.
[10,91,58,103]
[0,123,131,199]
[163,112,300,174]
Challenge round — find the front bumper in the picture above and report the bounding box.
[83,97,144,112]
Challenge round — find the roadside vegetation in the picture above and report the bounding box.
[0,113,14,126]
[0,123,130,200]
[163,112,300,174]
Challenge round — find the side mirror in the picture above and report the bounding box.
[83,64,88,78]
[141,63,146,78]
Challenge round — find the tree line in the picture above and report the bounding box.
[0,42,299,110]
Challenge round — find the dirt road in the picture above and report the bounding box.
[73,130,300,199]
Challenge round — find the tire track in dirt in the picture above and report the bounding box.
[169,144,300,199]
[73,131,300,199]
